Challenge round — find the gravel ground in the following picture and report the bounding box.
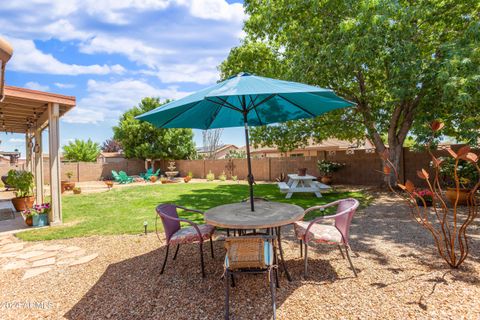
[0,193,479,320]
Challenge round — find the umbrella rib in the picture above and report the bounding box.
[253,107,263,126]
[277,94,316,117]
[158,101,202,127]
[205,104,223,130]
[205,97,242,112]
[247,95,259,110]
[247,94,276,112]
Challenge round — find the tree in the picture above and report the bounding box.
[225,149,247,159]
[202,129,223,159]
[221,0,480,183]
[113,97,197,160]
[101,138,122,152]
[63,139,100,162]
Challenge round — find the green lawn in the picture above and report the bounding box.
[17,183,372,241]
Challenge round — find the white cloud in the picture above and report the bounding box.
[62,79,191,124]
[189,0,244,22]
[8,138,24,143]
[54,82,76,89]
[24,81,50,91]
[79,36,174,68]
[44,19,91,41]
[7,38,125,76]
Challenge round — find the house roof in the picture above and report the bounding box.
[240,138,375,153]
[196,144,238,153]
[100,152,125,158]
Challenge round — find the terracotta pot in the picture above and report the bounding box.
[25,216,33,227]
[446,187,471,205]
[320,176,332,185]
[12,196,35,211]
[73,189,82,195]
[150,175,158,183]
[61,181,76,193]
[297,168,307,176]
[184,176,191,183]
[104,181,114,189]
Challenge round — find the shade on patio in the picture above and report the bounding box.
[136,73,354,210]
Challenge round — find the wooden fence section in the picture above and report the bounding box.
[0,145,476,185]
[156,145,479,186]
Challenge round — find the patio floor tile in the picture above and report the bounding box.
[17,250,46,260]
[22,266,52,280]
[32,257,56,268]
[68,253,98,267]
[2,260,29,270]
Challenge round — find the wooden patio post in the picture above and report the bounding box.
[25,131,32,172]
[34,127,44,205]
[48,103,62,225]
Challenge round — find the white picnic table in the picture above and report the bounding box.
[277,174,331,199]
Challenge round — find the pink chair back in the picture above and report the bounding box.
[156,204,180,243]
[334,198,359,245]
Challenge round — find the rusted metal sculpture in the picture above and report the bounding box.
[383,121,479,268]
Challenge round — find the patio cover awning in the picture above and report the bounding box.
[0,85,75,133]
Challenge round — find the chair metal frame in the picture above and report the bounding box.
[297,198,359,278]
[156,204,215,278]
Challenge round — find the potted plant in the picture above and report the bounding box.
[61,171,76,193]
[438,157,479,205]
[104,178,114,190]
[415,189,434,207]
[160,176,169,184]
[317,160,344,185]
[32,203,50,227]
[73,187,82,194]
[6,170,34,211]
[22,209,34,227]
[297,168,307,176]
[184,172,193,183]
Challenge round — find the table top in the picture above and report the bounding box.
[287,174,317,180]
[204,201,305,229]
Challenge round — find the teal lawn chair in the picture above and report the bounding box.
[111,170,122,183]
[119,171,134,183]
[141,168,161,181]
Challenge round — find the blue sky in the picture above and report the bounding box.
[0,0,246,156]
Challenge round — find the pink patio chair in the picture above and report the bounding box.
[156,204,215,278]
[293,198,359,278]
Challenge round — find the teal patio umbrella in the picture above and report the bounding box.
[136,73,354,211]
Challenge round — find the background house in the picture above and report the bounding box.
[196,144,238,159]
[242,138,376,158]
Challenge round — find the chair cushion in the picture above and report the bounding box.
[224,239,274,270]
[169,224,215,245]
[294,221,343,244]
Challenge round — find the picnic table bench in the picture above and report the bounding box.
[277,174,331,199]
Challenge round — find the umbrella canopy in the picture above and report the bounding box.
[136,73,354,210]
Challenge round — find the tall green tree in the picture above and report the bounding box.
[113,97,197,160]
[63,139,100,162]
[221,0,480,182]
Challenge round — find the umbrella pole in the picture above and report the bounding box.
[243,120,255,212]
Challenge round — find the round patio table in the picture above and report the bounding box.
[205,201,304,282]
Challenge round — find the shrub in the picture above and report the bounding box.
[206,170,215,181]
[317,160,344,176]
[231,175,238,181]
[219,171,227,181]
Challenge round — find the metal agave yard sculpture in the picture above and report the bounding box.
[383,121,479,268]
